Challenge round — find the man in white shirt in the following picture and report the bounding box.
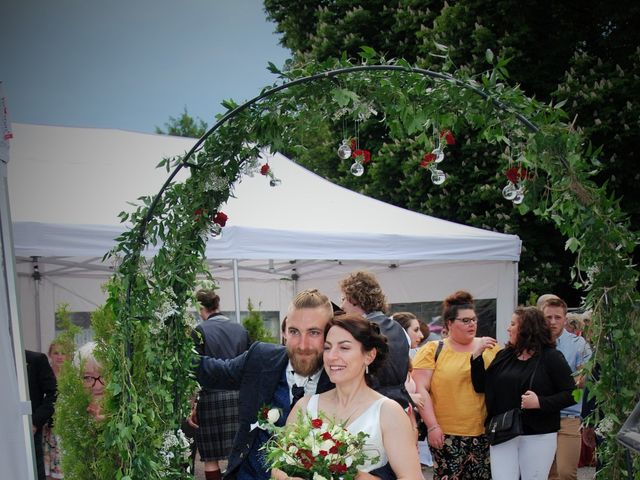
[541,296,592,480]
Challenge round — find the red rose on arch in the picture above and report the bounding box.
[194,208,204,217]
[421,153,436,168]
[506,167,528,184]
[352,149,372,164]
[213,211,228,227]
[440,129,456,145]
[260,163,270,175]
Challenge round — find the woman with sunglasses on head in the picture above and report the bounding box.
[412,291,500,480]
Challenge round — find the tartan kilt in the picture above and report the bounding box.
[195,390,240,461]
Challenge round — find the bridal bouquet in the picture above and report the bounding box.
[262,410,377,480]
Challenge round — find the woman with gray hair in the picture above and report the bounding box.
[75,341,105,421]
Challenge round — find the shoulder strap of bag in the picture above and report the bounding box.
[528,350,543,390]
[434,339,444,363]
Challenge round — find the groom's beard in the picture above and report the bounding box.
[288,346,323,377]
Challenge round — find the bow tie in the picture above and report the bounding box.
[291,384,305,408]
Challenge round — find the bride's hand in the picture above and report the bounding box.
[271,468,303,480]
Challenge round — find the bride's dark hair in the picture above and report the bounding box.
[325,314,389,381]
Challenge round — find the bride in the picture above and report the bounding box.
[272,314,423,480]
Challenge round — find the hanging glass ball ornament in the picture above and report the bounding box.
[337,140,352,160]
[431,169,446,185]
[269,178,282,187]
[350,161,365,177]
[210,224,222,236]
[502,182,517,201]
[512,188,525,205]
[432,147,445,163]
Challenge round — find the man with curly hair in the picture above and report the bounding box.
[339,271,412,408]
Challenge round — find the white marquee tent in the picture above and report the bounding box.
[9,122,521,353]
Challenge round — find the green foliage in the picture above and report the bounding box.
[53,323,105,480]
[265,0,640,308]
[242,299,277,344]
[61,46,639,477]
[155,107,208,138]
[53,303,80,357]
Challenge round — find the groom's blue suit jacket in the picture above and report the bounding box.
[197,342,396,480]
[198,342,332,478]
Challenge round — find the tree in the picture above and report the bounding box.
[242,299,277,344]
[263,0,640,305]
[155,107,208,138]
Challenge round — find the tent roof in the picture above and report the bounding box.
[8,123,521,265]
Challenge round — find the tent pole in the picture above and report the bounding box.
[232,259,241,323]
[0,160,37,479]
[31,258,41,352]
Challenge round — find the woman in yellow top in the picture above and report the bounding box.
[413,291,500,479]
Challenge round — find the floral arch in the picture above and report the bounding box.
[56,51,639,479]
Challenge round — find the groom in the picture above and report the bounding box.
[196,288,394,480]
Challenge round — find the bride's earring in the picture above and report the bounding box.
[365,364,369,375]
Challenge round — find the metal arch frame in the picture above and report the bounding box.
[122,64,544,357]
[137,64,540,247]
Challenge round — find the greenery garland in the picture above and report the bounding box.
[56,48,638,478]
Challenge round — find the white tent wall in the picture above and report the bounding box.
[10,123,522,353]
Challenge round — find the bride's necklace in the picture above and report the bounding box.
[328,391,370,423]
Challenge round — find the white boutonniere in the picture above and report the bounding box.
[250,404,282,432]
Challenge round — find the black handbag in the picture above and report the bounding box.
[486,352,542,446]
[486,407,522,445]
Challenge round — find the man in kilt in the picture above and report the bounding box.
[192,289,250,480]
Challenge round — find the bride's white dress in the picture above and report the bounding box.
[306,394,388,472]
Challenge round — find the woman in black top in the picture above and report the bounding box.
[471,306,575,480]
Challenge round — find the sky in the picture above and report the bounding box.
[0,0,291,134]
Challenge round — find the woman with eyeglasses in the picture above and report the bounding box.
[412,291,500,480]
[76,342,106,421]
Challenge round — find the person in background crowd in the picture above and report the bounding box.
[191,289,251,480]
[26,349,57,480]
[75,342,105,421]
[339,271,411,408]
[43,340,68,479]
[413,291,500,480]
[565,312,584,337]
[392,311,424,357]
[392,312,431,462]
[280,316,287,345]
[471,306,575,479]
[541,296,592,480]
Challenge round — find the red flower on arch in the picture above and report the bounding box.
[213,211,228,227]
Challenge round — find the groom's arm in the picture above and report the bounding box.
[196,344,251,390]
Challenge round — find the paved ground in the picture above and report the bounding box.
[194,460,596,479]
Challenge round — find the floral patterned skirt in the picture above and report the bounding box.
[431,434,491,480]
[43,423,64,479]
